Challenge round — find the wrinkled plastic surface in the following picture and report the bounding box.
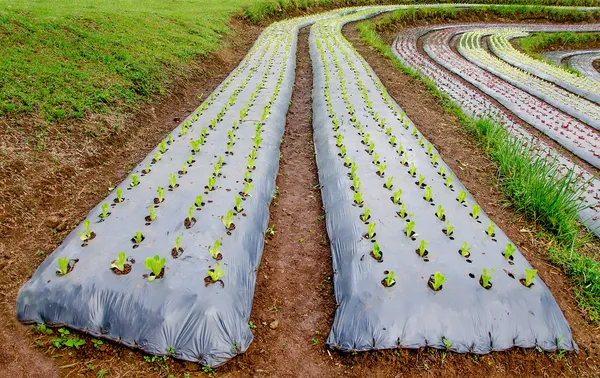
[311,14,576,354]
[569,51,600,84]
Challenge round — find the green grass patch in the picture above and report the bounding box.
[520,31,600,53]
[358,11,600,322]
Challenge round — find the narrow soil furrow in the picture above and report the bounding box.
[220,27,339,377]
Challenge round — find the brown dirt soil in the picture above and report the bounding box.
[4,10,600,378]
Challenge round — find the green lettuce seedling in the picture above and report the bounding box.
[424,187,433,202]
[418,174,426,187]
[368,141,375,154]
[373,153,380,165]
[418,240,429,257]
[187,205,195,222]
[471,204,481,219]
[385,127,392,136]
[457,190,467,204]
[439,166,446,176]
[174,235,182,251]
[154,151,162,162]
[384,177,393,190]
[443,337,452,350]
[111,252,127,271]
[397,143,404,155]
[436,205,445,221]
[148,207,157,221]
[392,189,402,204]
[363,134,370,145]
[169,173,177,189]
[431,272,447,291]
[144,163,151,174]
[167,134,173,145]
[367,223,376,239]
[209,240,221,260]
[336,135,344,148]
[385,271,395,287]
[353,192,364,205]
[209,119,217,130]
[350,163,358,178]
[377,164,387,176]
[361,207,371,222]
[157,186,164,202]
[445,174,454,188]
[504,243,516,259]
[418,137,424,147]
[207,177,216,191]
[190,140,201,153]
[235,196,243,213]
[409,162,416,176]
[222,210,234,230]
[57,257,69,276]
[145,255,166,281]
[187,155,194,165]
[352,176,361,192]
[426,143,433,156]
[460,242,471,257]
[487,221,496,237]
[247,156,256,170]
[406,220,416,237]
[244,171,252,183]
[208,264,225,282]
[411,128,418,137]
[100,203,110,219]
[159,140,167,154]
[524,268,537,287]
[134,231,144,244]
[372,242,382,260]
[431,154,439,165]
[481,268,494,289]
[213,165,221,177]
[130,175,139,187]
[389,135,397,146]
[445,221,454,236]
[340,145,347,158]
[116,187,124,203]
[78,219,92,241]
[399,203,408,218]
[180,164,187,174]
[243,182,254,196]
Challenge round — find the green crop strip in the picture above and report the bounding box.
[357,6,600,322]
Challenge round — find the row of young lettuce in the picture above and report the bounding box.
[16,3,600,368]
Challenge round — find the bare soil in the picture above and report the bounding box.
[3,12,600,378]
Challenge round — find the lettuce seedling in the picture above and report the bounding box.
[154,151,162,162]
[399,203,408,218]
[243,182,254,196]
[353,192,364,205]
[213,165,221,177]
[361,207,371,222]
[457,190,467,204]
[167,134,173,145]
[363,134,370,145]
[180,163,187,175]
[111,252,127,271]
[373,153,380,165]
[418,137,424,147]
[397,143,404,155]
[169,173,177,189]
[431,272,447,291]
[481,268,494,289]
[401,154,408,166]
[368,141,375,154]
[367,223,376,239]
[350,163,358,178]
[57,257,69,276]
[336,135,344,147]
[445,174,454,188]
[411,128,418,137]
[187,155,194,165]
[116,188,124,203]
[149,207,157,221]
[504,244,516,259]
[159,140,167,154]
[100,203,110,219]
[208,264,225,282]
[157,186,165,202]
[460,242,471,257]
[486,221,496,237]
[384,177,393,190]
[235,196,243,213]
[207,177,216,191]
[392,189,402,204]
[443,337,452,350]
[134,231,144,244]
[340,145,347,158]
[352,176,361,192]
[174,235,182,251]
[144,163,151,174]
[144,255,166,281]
[524,268,537,287]
[190,140,201,154]
[431,154,439,165]
[209,119,217,130]
[385,127,392,136]
[424,187,433,202]
[389,135,397,146]
[78,219,92,241]
[372,242,382,260]
[436,205,445,220]
[384,271,395,287]
[192,195,203,209]
[418,174,426,187]
[439,166,446,176]
[222,210,234,230]
[468,203,480,220]
[418,240,429,257]
[426,143,433,156]
[445,221,454,236]
[409,162,417,177]
[247,157,256,170]
[188,205,195,222]
[130,175,140,187]
[209,240,221,260]
[377,163,387,176]
[406,220,416,237]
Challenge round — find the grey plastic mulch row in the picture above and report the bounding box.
[311,13,575,354]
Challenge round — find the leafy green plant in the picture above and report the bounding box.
[187,205,195,222]
[399,203,408,218]
[367,223,376,239]
[208,264,225,282]
[354,192,364,206]
[144,163,151,174]
[209,240,221,260]
[430,272,447,291]
[505,243,516,259]
[159,140,167,154]
[436,205,445,221]
[148,206,157,221]
[234,196,243,213]
[352,176,361,192]
[373,153,380,165]
[431,154,439,165]
[406,220,415,237]
[213,164,221,177]
[153,151,162,162]
[144,255,166,281]
[481,268,495,289]
[207,177,217,191]
[243,182,254,196]
[487,221,496,237]
[384,271,395,287]
[445,221,454,236]
[409,162,416,177]
[392,189,402,204]
[169,173,177,189]
[57,257,69,276]
[130,175,140,187]
[78,219,92,240]
[471,204,481,219]
[445,174,454,188]
[244,171,252,183]
[460,242,471,257]
[180,164,187,174]
[187,155,194,165]
[442,337,452,350]
[157,186,164,202]
[100,203,110,219]
[222,210,234,230]
[424,186,433,202]
[195,195,204,208]
[340,145,347,158]
[385,127,392,136]
[389,135,397,146]
[134,231,144,244]
[524,268,537,287]
[116,187,124,203]
[111,252,127,271]
[372,242,382,260]
[384,176,393,190]
[418,174,426,187]
[457,190,467,204]
[361,207,371,222]
[418,240,429,257]
[439,166,446,176]
[368,141,375,154]
[174,235,182,251]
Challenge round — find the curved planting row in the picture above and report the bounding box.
[393,24,600,237]
[484,28,600,104]
[311,13,575,354]
[458,26,600,130]
[545,49,600,84]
